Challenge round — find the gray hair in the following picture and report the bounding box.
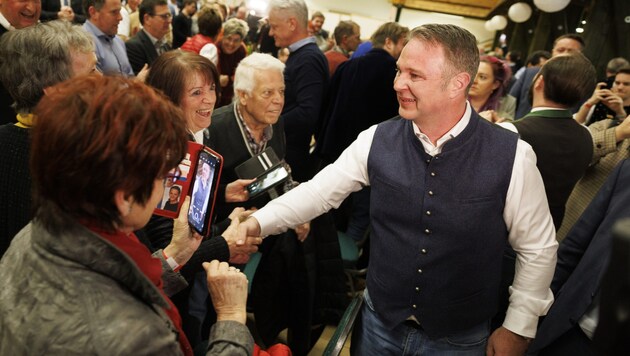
[222,18,249,39]
[234,53,285,95]
[408,24,479,91]
[0,20,95,114]
[268,0,308,29]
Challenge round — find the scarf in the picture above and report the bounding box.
[91,227,193,356]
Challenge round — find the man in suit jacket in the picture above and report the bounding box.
[510,34,584,119]
[40,0,85,23]
[528,159,630,355]
[125,0,171,74]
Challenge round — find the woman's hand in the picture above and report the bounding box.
[164,196,203,266]
[203,260,248,324]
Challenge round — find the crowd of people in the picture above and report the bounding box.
[0,0,629,354]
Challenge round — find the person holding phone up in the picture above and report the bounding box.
[575,66,630,125]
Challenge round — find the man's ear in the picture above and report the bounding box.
[533,74,544,91]
[288,17,297,32]
[384,37,393,51]
[88,6,97,18]
[114,190,133,218]
[448,72,471,99]
[236,90,248,106]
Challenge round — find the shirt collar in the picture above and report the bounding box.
[85,20,114,39]
[412,102,472,156]
[288,36,316,53]
[0,12,16,31]
[531,106,565,112]
[331,45,349,57]
[142,29,160,45]
[235,103,274,142]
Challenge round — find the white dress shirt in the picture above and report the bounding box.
[253,102,558,338]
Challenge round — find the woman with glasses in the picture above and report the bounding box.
[469,55,516,122]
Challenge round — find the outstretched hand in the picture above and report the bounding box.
[222,209,262,264]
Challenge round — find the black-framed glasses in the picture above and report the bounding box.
[152,12,172,20]
[164,166,182,184]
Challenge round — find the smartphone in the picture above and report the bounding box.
[188,148,222,236]
[247,164,289,198]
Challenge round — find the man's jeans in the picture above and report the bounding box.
[351,289,489,355]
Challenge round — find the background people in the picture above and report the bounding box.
[216,18,249,107]
[0,20,97,258]
[0,74,253,355]
[267,0,328,182]
[470,55,516,122]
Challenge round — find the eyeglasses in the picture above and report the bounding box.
[164,166,182,184]
[151,12,172,20]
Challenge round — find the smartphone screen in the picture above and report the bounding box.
[188,150,220,235]
[247,165,289,197]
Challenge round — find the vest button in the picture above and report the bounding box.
[430,172,436,177]
[425,210,431,216]
[415,287,420,292]
[424,228,431,234]
[425,159,431,164]
[412,304,417,309]
[428,190,434,196]
[421,248,427,254]
[417,268,423,273]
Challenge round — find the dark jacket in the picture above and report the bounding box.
[316,48,399,163]
[0,218,252,354]
[529,160,630,354]
[282,41,328,182]
[126,30,167,75]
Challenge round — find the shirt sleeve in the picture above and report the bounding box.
[502,139,558,338]
[200,43,218,66]
[252,125,375,236]
[117,8,130,38]
[589,119,618,165]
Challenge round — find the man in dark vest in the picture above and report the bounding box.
[491,53,596,332]
[239,24,558,355]
[499,53,596,229]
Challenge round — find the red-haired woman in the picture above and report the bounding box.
[469,55,516,122]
